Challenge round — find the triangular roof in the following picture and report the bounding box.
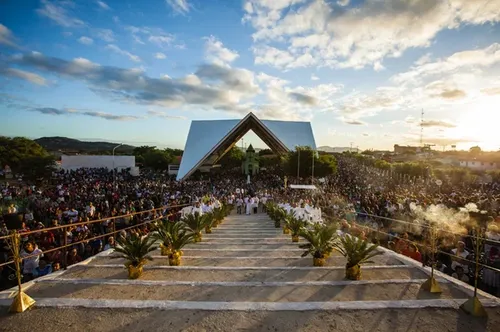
[176,113,316,180]
[246,144,255,152]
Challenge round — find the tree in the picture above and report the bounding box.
[142,149,174,170]
[219,146,245,168]
[258,149,273,156]
[0,137,56,182]
[469,146,482,156]
[283,146,337,178]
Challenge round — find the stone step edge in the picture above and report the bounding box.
[178,248,304,252]
[77,264,411,270]
[36,278,450,287]
[1,298,499,310]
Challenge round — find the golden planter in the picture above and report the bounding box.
[283,228,290,235]
[169,251,182,266]
[345,264,361,280]
[127,264,143,279]
[160,244,172,256]
[313,257,326,267]
[205,226,212,234]
[194,233,202,242]
[292,235,299,242]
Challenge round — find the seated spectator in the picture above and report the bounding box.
[21,241,43,281]
[33,259,52,278]
[103,236,114,250]
[66,248,82,266]
[452,266,470,284]
[402,243,422,263]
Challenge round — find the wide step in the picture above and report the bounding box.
[27,282,468,302]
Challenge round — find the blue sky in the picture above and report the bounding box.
[1,0,500,151]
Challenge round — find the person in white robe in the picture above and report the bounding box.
[191,202,203,216]
[245,196,252,215]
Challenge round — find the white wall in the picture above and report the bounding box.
[61,155,135,171]
[459,160,498,171]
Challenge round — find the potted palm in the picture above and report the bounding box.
[299,224,337,266]
[273,207,286,229]
[113,234,157,279]
[285,212,305,242]
[212,207,225,227]
[203,212,215,234]
[182,212,207,242]
[166,221,196,266]
[152,219,180,256]
[334,235,383,280]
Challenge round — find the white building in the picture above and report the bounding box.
[61,155,139,175]
[459,160,498,171]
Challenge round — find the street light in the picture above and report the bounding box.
[112,143,123,191]
[296,145,300,182]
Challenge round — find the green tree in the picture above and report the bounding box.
[374,159,391,170]
[258,149,273,156]
[469,146,482,156]
[219,146,245,168]
[142,149,174,170]
[283,146,337,178]
[0,137,56,182]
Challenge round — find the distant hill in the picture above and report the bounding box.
[317,146,356,153]
[35,137,136,153]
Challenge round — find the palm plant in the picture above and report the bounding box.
[272,207,286,228]
[113,234,157,279]
[333,235,383,280]
[203,212,216,233]
[212,207,225,227]
[285,212,305,242]
[152,219,188,256]
[182,212,207,242]
[165,221,196,266]
[299,224,338,266]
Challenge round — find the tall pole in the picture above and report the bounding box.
[297,146,300,181]
[311,148,315,183]
[112,143,123,192]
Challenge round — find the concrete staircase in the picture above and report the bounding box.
[2,212,498,311]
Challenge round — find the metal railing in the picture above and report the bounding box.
[0,203,191,269]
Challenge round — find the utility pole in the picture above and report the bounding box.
[350,142,353,152]
[420,109,424,147]
[112,143,123,192]
[297,146,300,181]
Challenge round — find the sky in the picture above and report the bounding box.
[1,0,500,151]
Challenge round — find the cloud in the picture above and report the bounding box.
[95,29,115,42]
[78,36,93,45]
[421,120,457,128]
[106,44,141,62]
[0,24,18,48]
[288,92,317,105]
[341,117,366,125]
[37,0,86,27]
[125,26,176,48]
[31,107,140,120]
[166,0,191,15]
[204,36,239,65]
[147,110,187,120]
[337,0,350,6]
[0,68,48,86]
[10,52,259,112]
[311,74,319,81]
[392,43,500,85]
[154,52,167,59]
[148,35,174,47]
[96,1,110,10]
[481,87,500,96]
[436,89,466,99]
[244,0,500,70]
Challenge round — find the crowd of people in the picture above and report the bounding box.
[0,154,499,295]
